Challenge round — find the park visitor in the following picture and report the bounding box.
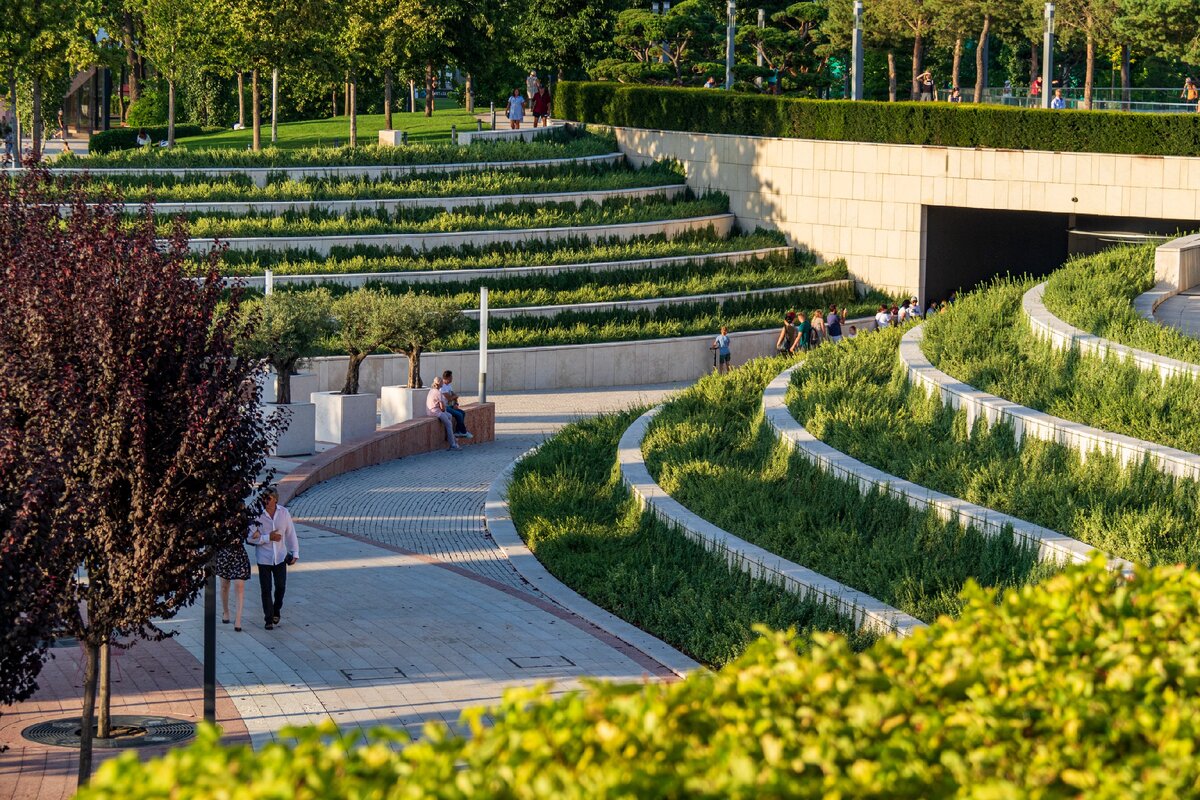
[810,309,827,345]
[846,325,858,340]
[439,370,472,439]
[1030,76,1042,98]
[794,312,812,353]
[427,376,462,451]
[1184,77,1199,102]
[776,311,798,355]
[826,304,843,344]
[247,488,299,631]
[1050,89,1066,109]
[135,129,151,146]
[711,325,732,373]
[874,304,891,331]
[949,87,962,103]
[907,297,922,319]
[215,529,251,632]
[898,300,911,323]
[527,70,540,99]
[531,85,552,127]
[704,77,717,89]
[917,71,936,101]
[889,305,900,326]
[506,89,526,130]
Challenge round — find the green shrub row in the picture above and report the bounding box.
[922,278,1200,455]
[80,559,1200,798]
[214,229,788,276]
[170,194,728,239]
[642,357,1051,622]
[1042,242,1200,364]
[556,82,1200,156]
[64,128,614,168]
[83,161,683,203]
[508,410,872,667]
[89,124,218,154]
[787,326,1200,566]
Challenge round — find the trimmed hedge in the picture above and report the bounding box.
[90,125,215,154]
[78,559,1200,797]
[556,82,1200,157]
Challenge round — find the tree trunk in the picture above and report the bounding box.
[465,72,474,113]
[167,80,176,146]
[274,362,292,406]
[974,17,991,102]
[887,51,897,102]
[349,79,357,147]
[911,34,923,100]
[384,69,393,129]
[252,69,262,151]
[951,37,962,90]
[77,639,99,787]
[344,74,351,116]
[343,353,366,395]
[408,347,424,388]
[1120,44,1131,104]
[271,68,279,143]
[425,62,435,117]
[332,85,338,117]
[117,65,127,122]
[7,69,17,165]
[1084,32,1095,109]
[1030,44,1039,88]
[123,13,140,106]
[237,72,245,127]
[97,640,111,738]
[31,74,42,161]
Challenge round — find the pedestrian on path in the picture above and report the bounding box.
[215,535,252,632]
[917,71,936,101]
[527,71,540,100]
[506,89,526,130]
[247,488,299,630]
[793,312,811,353]
[1050,89,1066,109]
[531,85,552,127]
[428,376,462,451]
[776,311,798,355]
[711,325,732,372]
[826,304,843,344]
[440,370,473,439]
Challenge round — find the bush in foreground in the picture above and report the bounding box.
[80,559,1200,797]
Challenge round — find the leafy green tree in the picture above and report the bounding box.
[238,289,335,404]
[739,1,830,94]
[330,289,406,395]
[1115,0,1200,71]
[1050,0,1121,107]
[517,0,624,85]
[874,0,936,98]
[134,0,225,145]
[384,292,464,388]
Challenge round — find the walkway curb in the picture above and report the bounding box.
[483,449,700,678]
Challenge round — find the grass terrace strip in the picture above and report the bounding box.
[169,194,728,239]
[1041,242,1200,366]
[58,128,616,168]
[506,409,874,668]
[85,162,685,203]
[213,229,788,277]
[640,357,1052,623]
[922,278,1200,456]
[786,327,1200,567]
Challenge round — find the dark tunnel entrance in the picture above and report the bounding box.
[921,206,1199,305]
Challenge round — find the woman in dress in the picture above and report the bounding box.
[215,534,252,631]
[506,89,526,130]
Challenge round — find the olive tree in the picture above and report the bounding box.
[237,289,335,405]
[385,292,464,389]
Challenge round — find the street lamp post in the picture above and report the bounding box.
[756,9,764,89]
[725,0,737,90]
[852,0,865,101]
[1042,3,1055,109]
[478,286,489,403]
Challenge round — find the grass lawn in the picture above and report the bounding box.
[175,103,478,151]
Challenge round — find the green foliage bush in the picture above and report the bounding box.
[1042,242,1200,364]
[788,326,1200,566]
[90,124,211,155]
[922,278,1200,455]
[124,90,169,128]
[80,559,1200,798]
[642,357,1051,622]
[556,82,1200,157]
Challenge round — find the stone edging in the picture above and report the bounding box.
[132,183,684,216]
[187,213,736,255]
[763,365,1128,573]
[482,448,699,677]
[618,407,924,637]
[1025,282,1200,382]
[900,324,1200,481]
[224,246,794,290]
[1133,281,1177,322]
[460,280,855,320]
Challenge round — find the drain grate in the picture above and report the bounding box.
[508,656,576,669]
[22,715,196,749]
[340,667,406,682]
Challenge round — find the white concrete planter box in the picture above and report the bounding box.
[260,371,319,405]
[311,391,377,444]
[264,402,316,457]
[380,386,425,427]
[378,130,406,147]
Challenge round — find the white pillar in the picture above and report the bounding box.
[264,269,274,296]
[1042,3,1055,109]
[756,9,764,88]
[852,1,865,100]
[725,0,737,90]
[270,68,279,143]
[478,286,489,402]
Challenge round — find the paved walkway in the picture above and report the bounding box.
[1153,289,1200,338]
[1,383,685,797]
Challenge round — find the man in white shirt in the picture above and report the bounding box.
[439,370,472,439]
[874,304,891,332]
[247,488,299,630]
[907,296,922,319]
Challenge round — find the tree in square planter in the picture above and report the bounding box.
[237,289,334,455]
[380,292,465,426]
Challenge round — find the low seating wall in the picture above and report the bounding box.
[618,407,925,637]
[899,325,1200,481]
[763,366,1127,573]
[188,214,737,256]
[278,402,495,506]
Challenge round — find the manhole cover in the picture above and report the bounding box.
[508,655,576,669]
[22,715,196,749]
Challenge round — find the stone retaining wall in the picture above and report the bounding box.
[619,407,924,636]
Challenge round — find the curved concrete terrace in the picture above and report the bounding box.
[900,324,1200,481]
[763,364,1127,573]
[618,406,924,637]
[187,213,736,255]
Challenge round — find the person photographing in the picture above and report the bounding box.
[247,488,299,630]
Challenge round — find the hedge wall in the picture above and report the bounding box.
[90,124,213,154]
[78,559,1200,797]
[555,82,1200,157]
